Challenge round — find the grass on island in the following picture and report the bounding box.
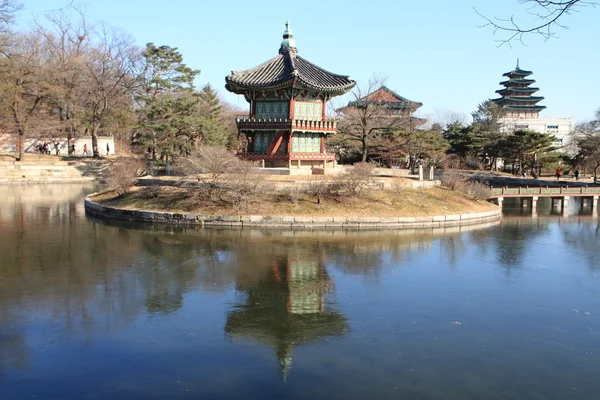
[94,184,497,217]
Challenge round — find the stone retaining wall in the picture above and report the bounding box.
[85,194,501,230]
[0,162,101,184]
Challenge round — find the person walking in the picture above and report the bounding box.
[556,167,562,181]
[83,143,88,156]
[574,168,580,181]
[106,143,110,156]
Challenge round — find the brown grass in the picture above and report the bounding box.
[94,185,497,217]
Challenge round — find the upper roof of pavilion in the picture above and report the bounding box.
[225,21,356,96]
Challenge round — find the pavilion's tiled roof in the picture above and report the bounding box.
[226,51,355,94]
[225,22,355,95]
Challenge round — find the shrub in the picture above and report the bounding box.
[281,185,305,205]
[387,181,404,206]
[464,181,492,200]
[224,159,272,212]
[440,169,468,191]
[306,175,343,205]
[106,157,144,196]
[178,146,238,199]
[336,162,376,196]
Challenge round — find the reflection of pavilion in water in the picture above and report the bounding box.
[225,254,347,381]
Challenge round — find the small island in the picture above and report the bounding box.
[86,154,500,229]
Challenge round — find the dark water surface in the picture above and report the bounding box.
[1,184,599,400]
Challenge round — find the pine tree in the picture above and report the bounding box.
[134,43,201,161]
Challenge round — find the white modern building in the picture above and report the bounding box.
[499,116,574,148]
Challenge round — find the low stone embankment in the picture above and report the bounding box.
[84,194,501,230]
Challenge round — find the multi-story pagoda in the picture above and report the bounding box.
[492,61,546,119]
[225,22,355,168]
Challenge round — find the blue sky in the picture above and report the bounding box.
[17,0,600,123]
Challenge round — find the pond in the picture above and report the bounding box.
[0,184,599,399]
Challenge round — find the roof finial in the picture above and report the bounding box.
[280,20,297,54]
[516,57,520,69]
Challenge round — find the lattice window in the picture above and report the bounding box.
[254,132,275,152]
[292,132,321,153]
[293,101,322,121]
[255,102,289,118]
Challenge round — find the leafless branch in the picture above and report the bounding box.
[475,1,597,46]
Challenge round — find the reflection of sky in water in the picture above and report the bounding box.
[0,185,598,399]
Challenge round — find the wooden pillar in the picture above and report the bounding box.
[497,197,504,208]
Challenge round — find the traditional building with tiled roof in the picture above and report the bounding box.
[339,86,426,128]
[225,21,355,168]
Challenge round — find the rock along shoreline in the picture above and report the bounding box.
[84,193,501,230]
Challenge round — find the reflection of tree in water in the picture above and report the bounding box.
[559,220,600,271]
[468,219,550,274]
[225,250,347,381]
[438,234,466,270]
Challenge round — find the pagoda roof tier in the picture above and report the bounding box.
[499,79,536,86]
[496,87,539,95]
[226,22,355,96]
[502,105,547,112]
[502,67,533,77]
[499,95,545,102]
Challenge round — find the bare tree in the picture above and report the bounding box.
[179,146,238,199]
[81,26,136,158]
[334,76,424,162]
[477,1,597,46]
[572,110,600,183]
[34,7,91,150]
[424,108,468,130]
[0,31,50,160]
[0,0,21,32]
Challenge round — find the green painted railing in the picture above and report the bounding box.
[490,186,600,197]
